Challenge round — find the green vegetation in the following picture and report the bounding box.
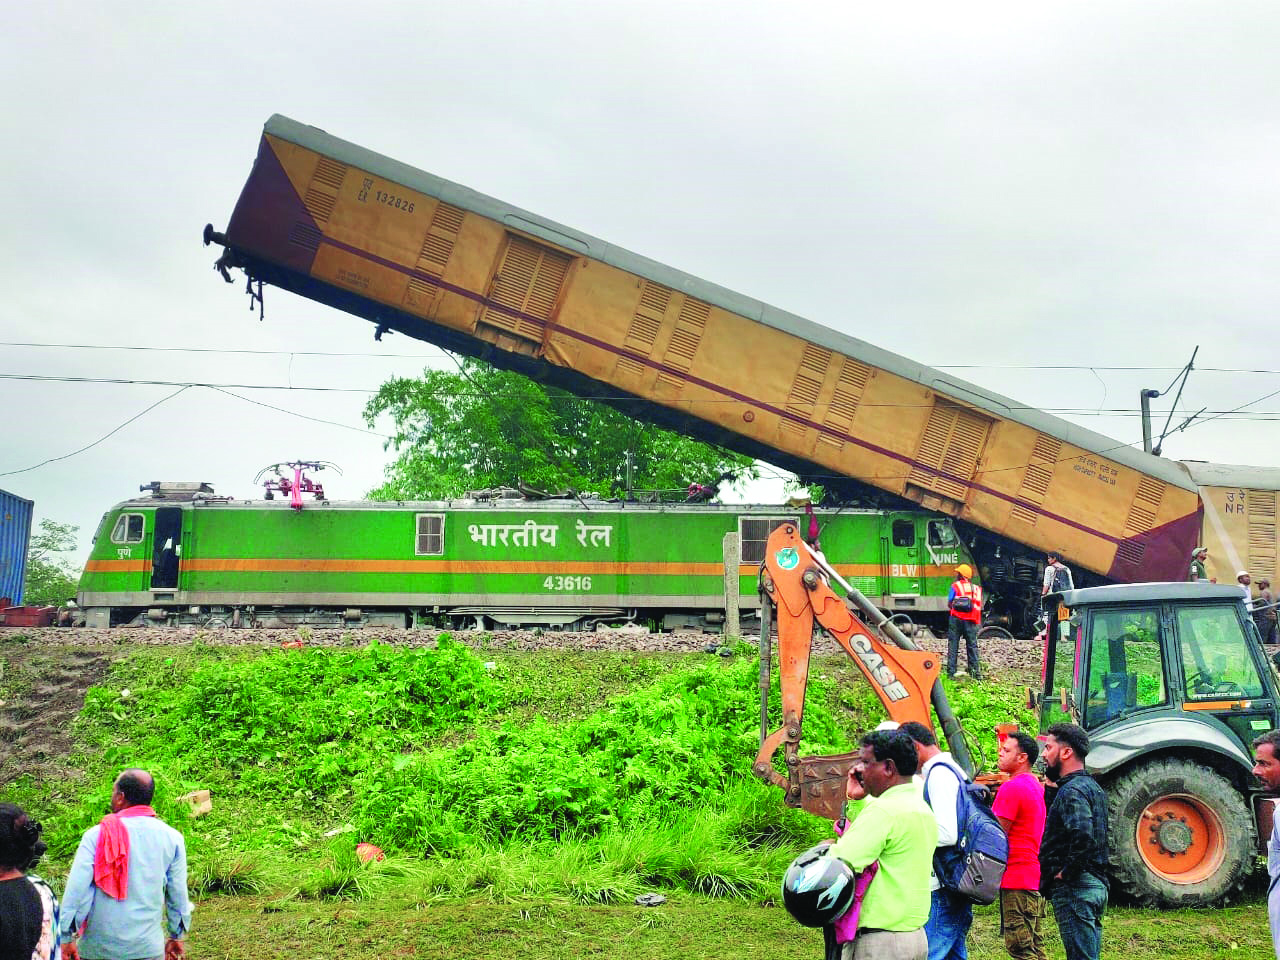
[6,637,1264,959]
[12,641,861,899]
[362,358,755,498]
[20,518,80,605]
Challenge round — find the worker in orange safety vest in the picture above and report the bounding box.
[946,564,983,680]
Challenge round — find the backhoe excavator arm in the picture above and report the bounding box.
[753,521,971,818]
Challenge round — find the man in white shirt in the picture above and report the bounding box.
[1239,571,1255,610]
[901,721,972,960]
[1041,552,1073,624]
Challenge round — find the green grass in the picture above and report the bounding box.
[187,894,1272,960]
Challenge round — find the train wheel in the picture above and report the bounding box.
[887,613,917,636]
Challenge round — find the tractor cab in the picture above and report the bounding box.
[1032,582,1280,905]
[1037,582,1278,754]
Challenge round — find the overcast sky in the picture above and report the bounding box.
[3,1,1278,562]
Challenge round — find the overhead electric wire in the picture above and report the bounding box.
[3,350,1276,481]
[0,383,392,478]
[0,373,373,392]
[0,386,192,478]
[204,385,392,439]
[0,341,447,361]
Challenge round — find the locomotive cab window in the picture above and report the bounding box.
[927,521,957,547]
[111,513,144,544]
[892,519,915,547]
[740,517,797,565]
[416,514,445,555]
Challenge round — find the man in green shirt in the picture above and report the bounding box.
[832,730,936,960]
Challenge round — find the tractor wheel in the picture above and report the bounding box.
[1106,758,1255,907]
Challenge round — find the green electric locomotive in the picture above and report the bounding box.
[77,482,977,631]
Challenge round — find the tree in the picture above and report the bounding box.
[362,359,756,499]
[22,519,81,605]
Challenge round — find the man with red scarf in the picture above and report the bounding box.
[59,770,191,960]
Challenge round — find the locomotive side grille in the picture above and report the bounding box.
[783,344,830,429]
[628,315,662,350]
[405,203,463,311]
[800,344,832,378]
[415,514,445,556]
[616,356,645,377]
[1008,463,1049,529]
[406,276,439,301]
[1021,464,1052,498]
[639,282,672,316]
[1011,434,1064,526]
[1010,503,1038,525]
[421,233,453,268]
[432,203,464,235]
[740,516,799,564]
[665,299,709,368]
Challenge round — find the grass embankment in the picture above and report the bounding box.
[1,635,1267,959]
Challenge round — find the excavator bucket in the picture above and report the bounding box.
[755,522,943,817]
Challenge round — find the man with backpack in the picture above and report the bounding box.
[992,731,1047,960]
[1040,724,1108,960]
[1040,551,1073,625]
[901,722,977,960]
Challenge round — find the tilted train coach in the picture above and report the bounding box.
[76,484,976,631]
[204,116,1280,620]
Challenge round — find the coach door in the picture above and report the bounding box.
[883,514,922,605]
[150,507,183,591]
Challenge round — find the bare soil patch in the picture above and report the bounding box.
[0,642,118,785]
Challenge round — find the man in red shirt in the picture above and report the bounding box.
[992,731,1047,960]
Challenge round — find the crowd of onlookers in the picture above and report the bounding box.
[790,719,1280,960]
[1,769,190,960]
[800,721,1106,960]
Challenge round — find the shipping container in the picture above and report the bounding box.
[0,489,34,606]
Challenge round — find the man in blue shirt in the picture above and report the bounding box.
[60,770,192,960]
[1252,730,1280,960]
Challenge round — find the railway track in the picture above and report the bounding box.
[3,625,1046,674]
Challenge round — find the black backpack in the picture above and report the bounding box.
[1050,564,1074,594]
[923,763,1009,905]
